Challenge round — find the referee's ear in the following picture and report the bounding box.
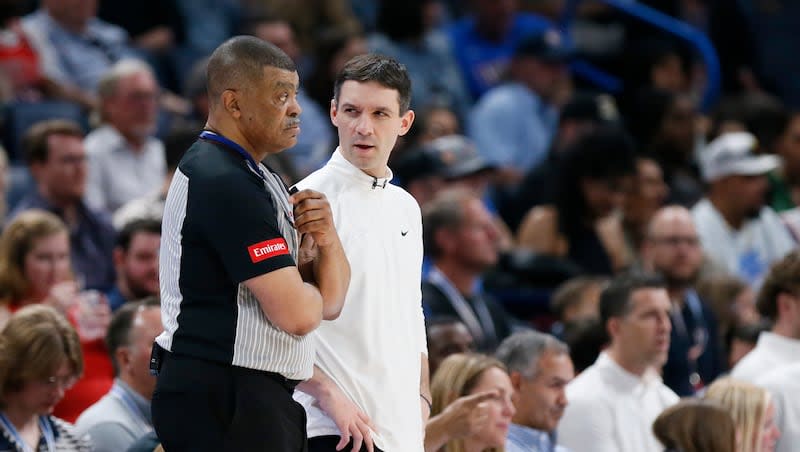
[222,89,241,119]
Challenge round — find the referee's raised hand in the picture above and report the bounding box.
[290,188,350,321]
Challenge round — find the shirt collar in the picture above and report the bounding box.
[508,423,557,450]
[40,9,97,39]
[96,124,155,153]
[595,351,662,392]
[114,379,152,422]
[328,147,393,190]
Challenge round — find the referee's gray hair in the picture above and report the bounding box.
[97,59,156,99]
[495,330,569,379]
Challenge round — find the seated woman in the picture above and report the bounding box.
[704,377,782,452]
[516,127,638,275]
[0,304,91,451]
[652,398,737,452]
[0,210,112,422]
[428,353,515,452]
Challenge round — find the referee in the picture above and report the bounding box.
[150,36,350,451]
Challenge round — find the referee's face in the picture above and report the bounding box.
[243,67,301,154]
[332,80,414,178]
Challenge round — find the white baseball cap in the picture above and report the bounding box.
[701,131,781,182]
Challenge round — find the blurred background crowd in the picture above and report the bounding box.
[0,0,799,451]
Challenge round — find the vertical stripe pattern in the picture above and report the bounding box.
[155,169,189,352]
[230,165,312,379]
[156,154,314,379]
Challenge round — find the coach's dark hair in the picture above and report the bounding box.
[334,53,412,113]
[206,35,296,104]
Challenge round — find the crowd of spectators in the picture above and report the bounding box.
[1,0,799,451]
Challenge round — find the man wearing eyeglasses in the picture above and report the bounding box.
[641,206,724,396]
[84,59,165,214]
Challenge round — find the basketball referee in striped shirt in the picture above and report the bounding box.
[150,36,350,451]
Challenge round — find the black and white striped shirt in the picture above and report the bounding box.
[155,138,313,379]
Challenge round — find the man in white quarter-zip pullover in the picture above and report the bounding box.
[294,54,428,452]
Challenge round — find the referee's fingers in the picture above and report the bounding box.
[294,209,327,227]
[292,196,327,215]
[289,188,325,205]
[295,218,329,235]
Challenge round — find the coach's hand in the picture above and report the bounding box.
[317,383,375,452]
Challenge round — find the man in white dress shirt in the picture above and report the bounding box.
[732,250,800,381]
[558,273,679,452]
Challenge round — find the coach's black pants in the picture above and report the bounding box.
[152,352,307,452]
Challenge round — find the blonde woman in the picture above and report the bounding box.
[705,378,781,452]
[428,353,515,452]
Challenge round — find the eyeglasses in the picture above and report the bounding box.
[38,374,77,390]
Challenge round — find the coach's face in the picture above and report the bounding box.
[332,80,414,178]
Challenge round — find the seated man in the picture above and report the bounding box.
[10,119,116,290]
[496,330,575,452]
[426,316,475,377]
[75,297,162,452]
[22,0,134,106]
[692,132,796,287]
[422,188,515,351]
[85,59,165,213]
[558,273,678,452]
[549,276,607,339]
[106,219,161,311]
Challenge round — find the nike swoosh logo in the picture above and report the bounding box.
[401,230,408,236]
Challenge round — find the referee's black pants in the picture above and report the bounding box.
[151,352,307,452]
